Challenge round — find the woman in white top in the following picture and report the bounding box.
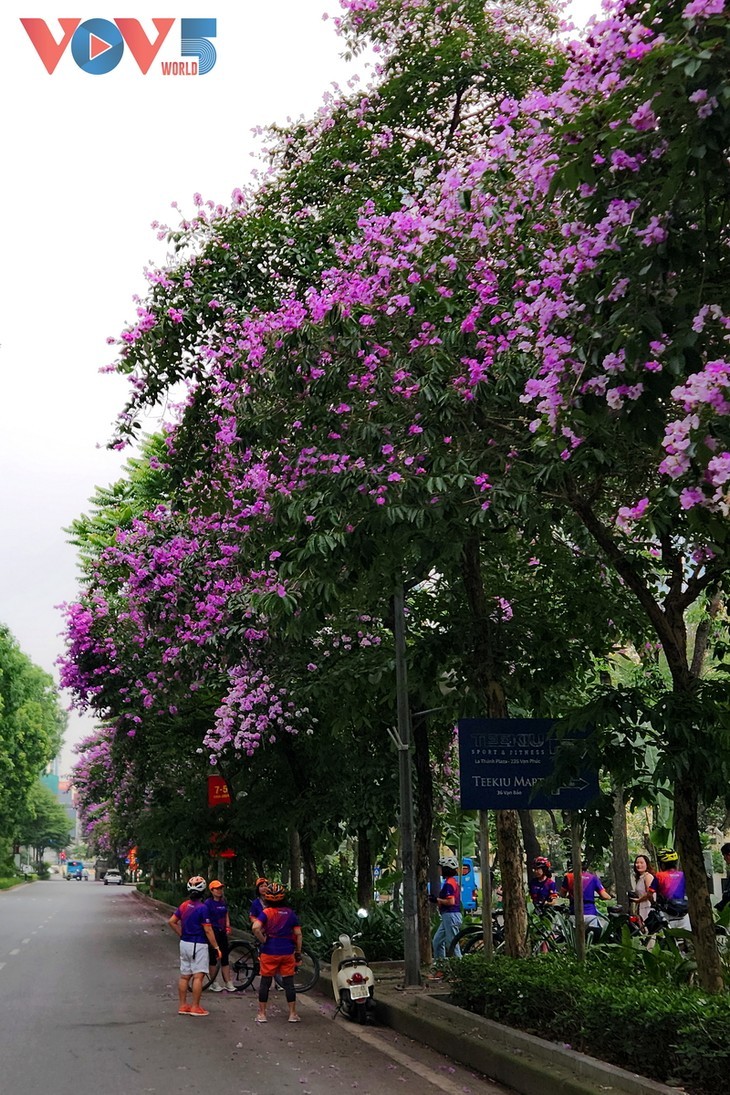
[632,854,656,923]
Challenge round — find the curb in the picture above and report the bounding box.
[373,986,682,1095]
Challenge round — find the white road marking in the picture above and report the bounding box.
[0,963,5,971]
[9,949,19,956]
[21,938,30,945]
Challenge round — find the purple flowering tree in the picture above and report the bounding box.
[63,0,729,983]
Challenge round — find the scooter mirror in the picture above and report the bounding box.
[312,928,322,939]
[338,933,351,946]
[356,907,369,919]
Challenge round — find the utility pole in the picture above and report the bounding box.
[390,579,421,986]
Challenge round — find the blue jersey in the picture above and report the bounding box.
[175,899,211,943]
[439,876,461,915]
[205,896,229,931]
[529,878,557,904]
[255,906,300,955]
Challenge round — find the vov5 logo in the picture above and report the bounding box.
[21,18,217,75]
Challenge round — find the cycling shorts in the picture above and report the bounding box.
[259,952,296,978]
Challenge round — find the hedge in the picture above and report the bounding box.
[446,952,730,1094]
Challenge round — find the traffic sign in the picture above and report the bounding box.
[458,718,599,810]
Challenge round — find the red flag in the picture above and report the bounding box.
[207,775,231,807]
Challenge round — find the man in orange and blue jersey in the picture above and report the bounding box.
[252,882,302,1023]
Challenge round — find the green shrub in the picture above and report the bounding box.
[447,953,730,1093]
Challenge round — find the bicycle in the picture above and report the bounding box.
[203,938,258,992]
[203,939,321,993]
[446,911,505,957]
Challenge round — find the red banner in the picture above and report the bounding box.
[207,775,232,807]
[209,832,236,858]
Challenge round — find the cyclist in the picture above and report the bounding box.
[559,862,612,934]
[251,882,302,1024]
[168,876,221,1016]
[429,855,462,978]
[205,879,237,992]
[249,876,268,924]
[652,848,690,929]
[529,856,558,906]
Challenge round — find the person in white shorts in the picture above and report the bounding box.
[168,876,220,1015]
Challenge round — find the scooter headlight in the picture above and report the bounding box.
[338,933,350,946]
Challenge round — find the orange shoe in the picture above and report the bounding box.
[188,1006,209,1016]
[178,1005,192,1014]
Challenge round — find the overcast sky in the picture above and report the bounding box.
[0,1,600,771]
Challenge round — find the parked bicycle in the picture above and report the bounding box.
[446,911,505,957]
[203,938,321,993]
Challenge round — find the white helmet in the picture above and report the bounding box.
[438,855,459,871]
[187,875,206,893]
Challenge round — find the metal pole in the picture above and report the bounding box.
[478,810,494,959]
[393,580,421,986]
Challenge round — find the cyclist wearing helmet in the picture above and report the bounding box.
[252,883,303,1023]
[168,876,220,1016]
[529,857,558,906]
[652,848,690,927]
[429,854,463,977]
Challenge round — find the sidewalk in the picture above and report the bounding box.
[318,961,684,1095]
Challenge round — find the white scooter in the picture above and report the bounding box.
[330,908,375,1022]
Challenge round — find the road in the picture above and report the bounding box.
[0,878,511,1095]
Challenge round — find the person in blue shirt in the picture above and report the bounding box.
[168,876,220,1016]
[249,877,268,925]
[429,855,462,978]
[528,857,558,906]
[205,879,237,992]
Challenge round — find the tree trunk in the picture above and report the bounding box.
[300,832,318,894]
[611,785,631,905]
[413,712,436,966]
[496,809,529,956]
[356,828,373,908]
[519,811,541,865]
[675,774,723,993]
[289,828,301,892]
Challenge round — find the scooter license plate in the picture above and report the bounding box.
[349,984,370,1000]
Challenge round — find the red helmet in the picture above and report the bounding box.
[531,856,551,872]
[262,882,286,903]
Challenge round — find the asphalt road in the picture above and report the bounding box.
[0,878,510,1095]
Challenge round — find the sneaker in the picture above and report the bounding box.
[208,981,223,992]
[178,1005,192,1014]
[427,970,445,981]
[223,981,238,992]
[189,1006,209,1016]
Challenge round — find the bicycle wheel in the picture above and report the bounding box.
[446,926,481,957]
[292,948,320,992]
[461,930,504,955]
[202,961,220,992]
[227,941,258,990]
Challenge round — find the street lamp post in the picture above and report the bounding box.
[390,579,421,987]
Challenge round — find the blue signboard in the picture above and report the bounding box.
[458,718,599,810]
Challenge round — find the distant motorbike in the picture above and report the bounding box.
[330,909,375,1023]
